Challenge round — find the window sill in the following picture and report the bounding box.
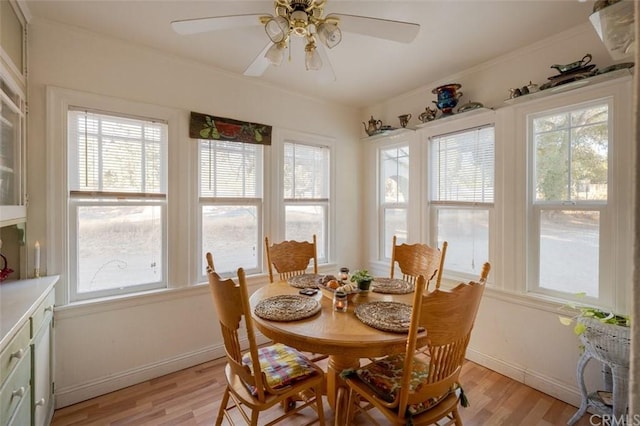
[55,264,340,319]
[439,278,574,316]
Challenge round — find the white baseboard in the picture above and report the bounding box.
[54,345,227,409]
[56,341,583,411]
[466,347,582,407]
[54,334,273,409]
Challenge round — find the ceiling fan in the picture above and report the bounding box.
[171,0,420,81]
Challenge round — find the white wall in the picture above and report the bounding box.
[28,15,630,410]
[27,18,362,406]
[361,21,633,408]
[362,23,613,131]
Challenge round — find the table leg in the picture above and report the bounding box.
[326,354,360,424]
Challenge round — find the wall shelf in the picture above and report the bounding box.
[361,127,414,141]
[503,68,633,106]
[414,107,494,129]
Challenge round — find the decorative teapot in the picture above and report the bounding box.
[551,53,592,74]
[363,116,382,136]
[0,253,13,282]
[418,107,438,123]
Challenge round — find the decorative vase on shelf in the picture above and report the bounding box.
[432,83,463,115]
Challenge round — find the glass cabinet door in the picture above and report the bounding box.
[0,70,25,223]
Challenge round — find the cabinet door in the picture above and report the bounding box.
[31,319,52,426]
[0,69,26,227]
[0,0,27,82]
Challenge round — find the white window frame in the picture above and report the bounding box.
[196,139,264,280]
[47,87,182,305]
[511,77,633,312]
[526,97,614,306]
[421,111,496,283]
[274,129,334,264]
[378,143,410,260]
[47,89,340,305]
[68,197,168,301]
[67,108,169,302]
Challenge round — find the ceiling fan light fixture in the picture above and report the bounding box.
[265,16,289,43]
[265,42,286,66]
[304,42,322,70]
[290,10,309,37]
[317,22,341,48]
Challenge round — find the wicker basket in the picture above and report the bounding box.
[578,317,630,367]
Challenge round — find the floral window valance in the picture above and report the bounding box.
[189,111,272,145]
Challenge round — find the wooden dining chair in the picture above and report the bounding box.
[207,262,325,426]
[205,252,215,273]
[390,236,448,290]
[342,262,491,426]
[265,235,318,283]
[264,236,327,363]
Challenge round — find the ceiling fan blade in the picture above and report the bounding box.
[244,42,273,77]
[171,14,268,35]
[327,13,420,43]
[315,43,336,84]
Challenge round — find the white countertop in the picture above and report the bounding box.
[0,276,59,351]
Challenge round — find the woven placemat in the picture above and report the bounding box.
[287,274,321,288]
[371,278,414,294]
[254,295,321,322]
[355,301,416,333]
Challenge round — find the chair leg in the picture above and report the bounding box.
[216,387,231,426]
[451,406,463,426]
[251,410,260,426]
[315,384,326,425]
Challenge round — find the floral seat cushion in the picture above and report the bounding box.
[354,353,456,416]
[241,343,318,396]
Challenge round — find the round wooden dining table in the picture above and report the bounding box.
[249,280,426,424]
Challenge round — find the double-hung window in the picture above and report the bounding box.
[68,109,168,301]
[379,145,409,259]
[283,141,329,262]
[199,139,263,276]
[528,100,610,301]
[429,126,494,277]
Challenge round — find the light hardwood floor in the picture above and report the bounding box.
[51,358,595,425]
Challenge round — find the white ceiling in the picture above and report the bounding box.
[24,0,596,108]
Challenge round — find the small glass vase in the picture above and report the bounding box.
[339,267,350,282]
[333,291,348,312]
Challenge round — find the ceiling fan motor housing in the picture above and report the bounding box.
[275,0,326,37]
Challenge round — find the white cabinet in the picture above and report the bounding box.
[0,0,27,85]
[0,322,31,426]
[0,61,26,227]
[30,289,55,426]
[0,278,57,426]
[0,0,27,228]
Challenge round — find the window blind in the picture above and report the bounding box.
[283,142,329,200]
[68,109,167,195]
[431,126,495,203]
[200,139,261,198]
